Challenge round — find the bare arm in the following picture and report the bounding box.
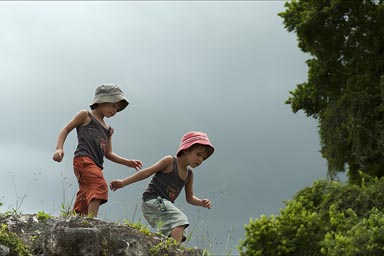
[105,137,143,171]
[110,155,173,191]
[185,173,211,209]
[52,110,89,162]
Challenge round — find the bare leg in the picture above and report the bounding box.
[171,225,185,243]
[88,199,101,218]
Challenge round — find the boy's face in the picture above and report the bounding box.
[186,146,209,168]
[98,102,121,117]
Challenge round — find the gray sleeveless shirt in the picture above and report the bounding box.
[74,112,112,169]
[143,156,192,203]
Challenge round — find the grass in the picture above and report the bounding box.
[36,211,53,222]
[123,219,152,236]
[59,172,76,217]
[184,208,235,255]
[148,237,179,256]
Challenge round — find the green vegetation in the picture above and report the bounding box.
[59,202,77,217]
[238,1,384,253]
[149,237,179,256]
[239,176,384,255]
[0,224,31,256]
[124,219,152,236]
[36,211,53,222]
[279,0,384,183]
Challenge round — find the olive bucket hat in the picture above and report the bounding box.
[89,84,129,112]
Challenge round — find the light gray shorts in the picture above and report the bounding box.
[142,198,189,238]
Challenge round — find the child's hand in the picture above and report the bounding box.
[127,159,143,171]
[53,149,64,162]
[201,199,211,209]
[110,180,123,191]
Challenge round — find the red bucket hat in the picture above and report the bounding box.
[176,131,215,159]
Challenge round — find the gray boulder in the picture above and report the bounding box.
[0,214,204,256]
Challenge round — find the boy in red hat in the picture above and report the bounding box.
[110,131,215,243]
[53,84,142,217]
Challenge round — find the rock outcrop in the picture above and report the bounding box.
[0,214,204,256]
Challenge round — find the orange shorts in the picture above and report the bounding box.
[73,156,108,215]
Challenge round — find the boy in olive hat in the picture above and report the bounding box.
[53,84,142,217]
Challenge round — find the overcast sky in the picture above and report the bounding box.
[0,1,327,255]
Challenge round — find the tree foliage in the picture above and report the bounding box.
[279,0,384,182]
[238,177,384,255]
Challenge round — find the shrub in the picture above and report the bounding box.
[239,177,384,256]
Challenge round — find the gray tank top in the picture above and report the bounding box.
[74,112,112,169]
[143,156,192,203]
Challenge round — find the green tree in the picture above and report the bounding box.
[279,0,384,183]
[238,177,384,255]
